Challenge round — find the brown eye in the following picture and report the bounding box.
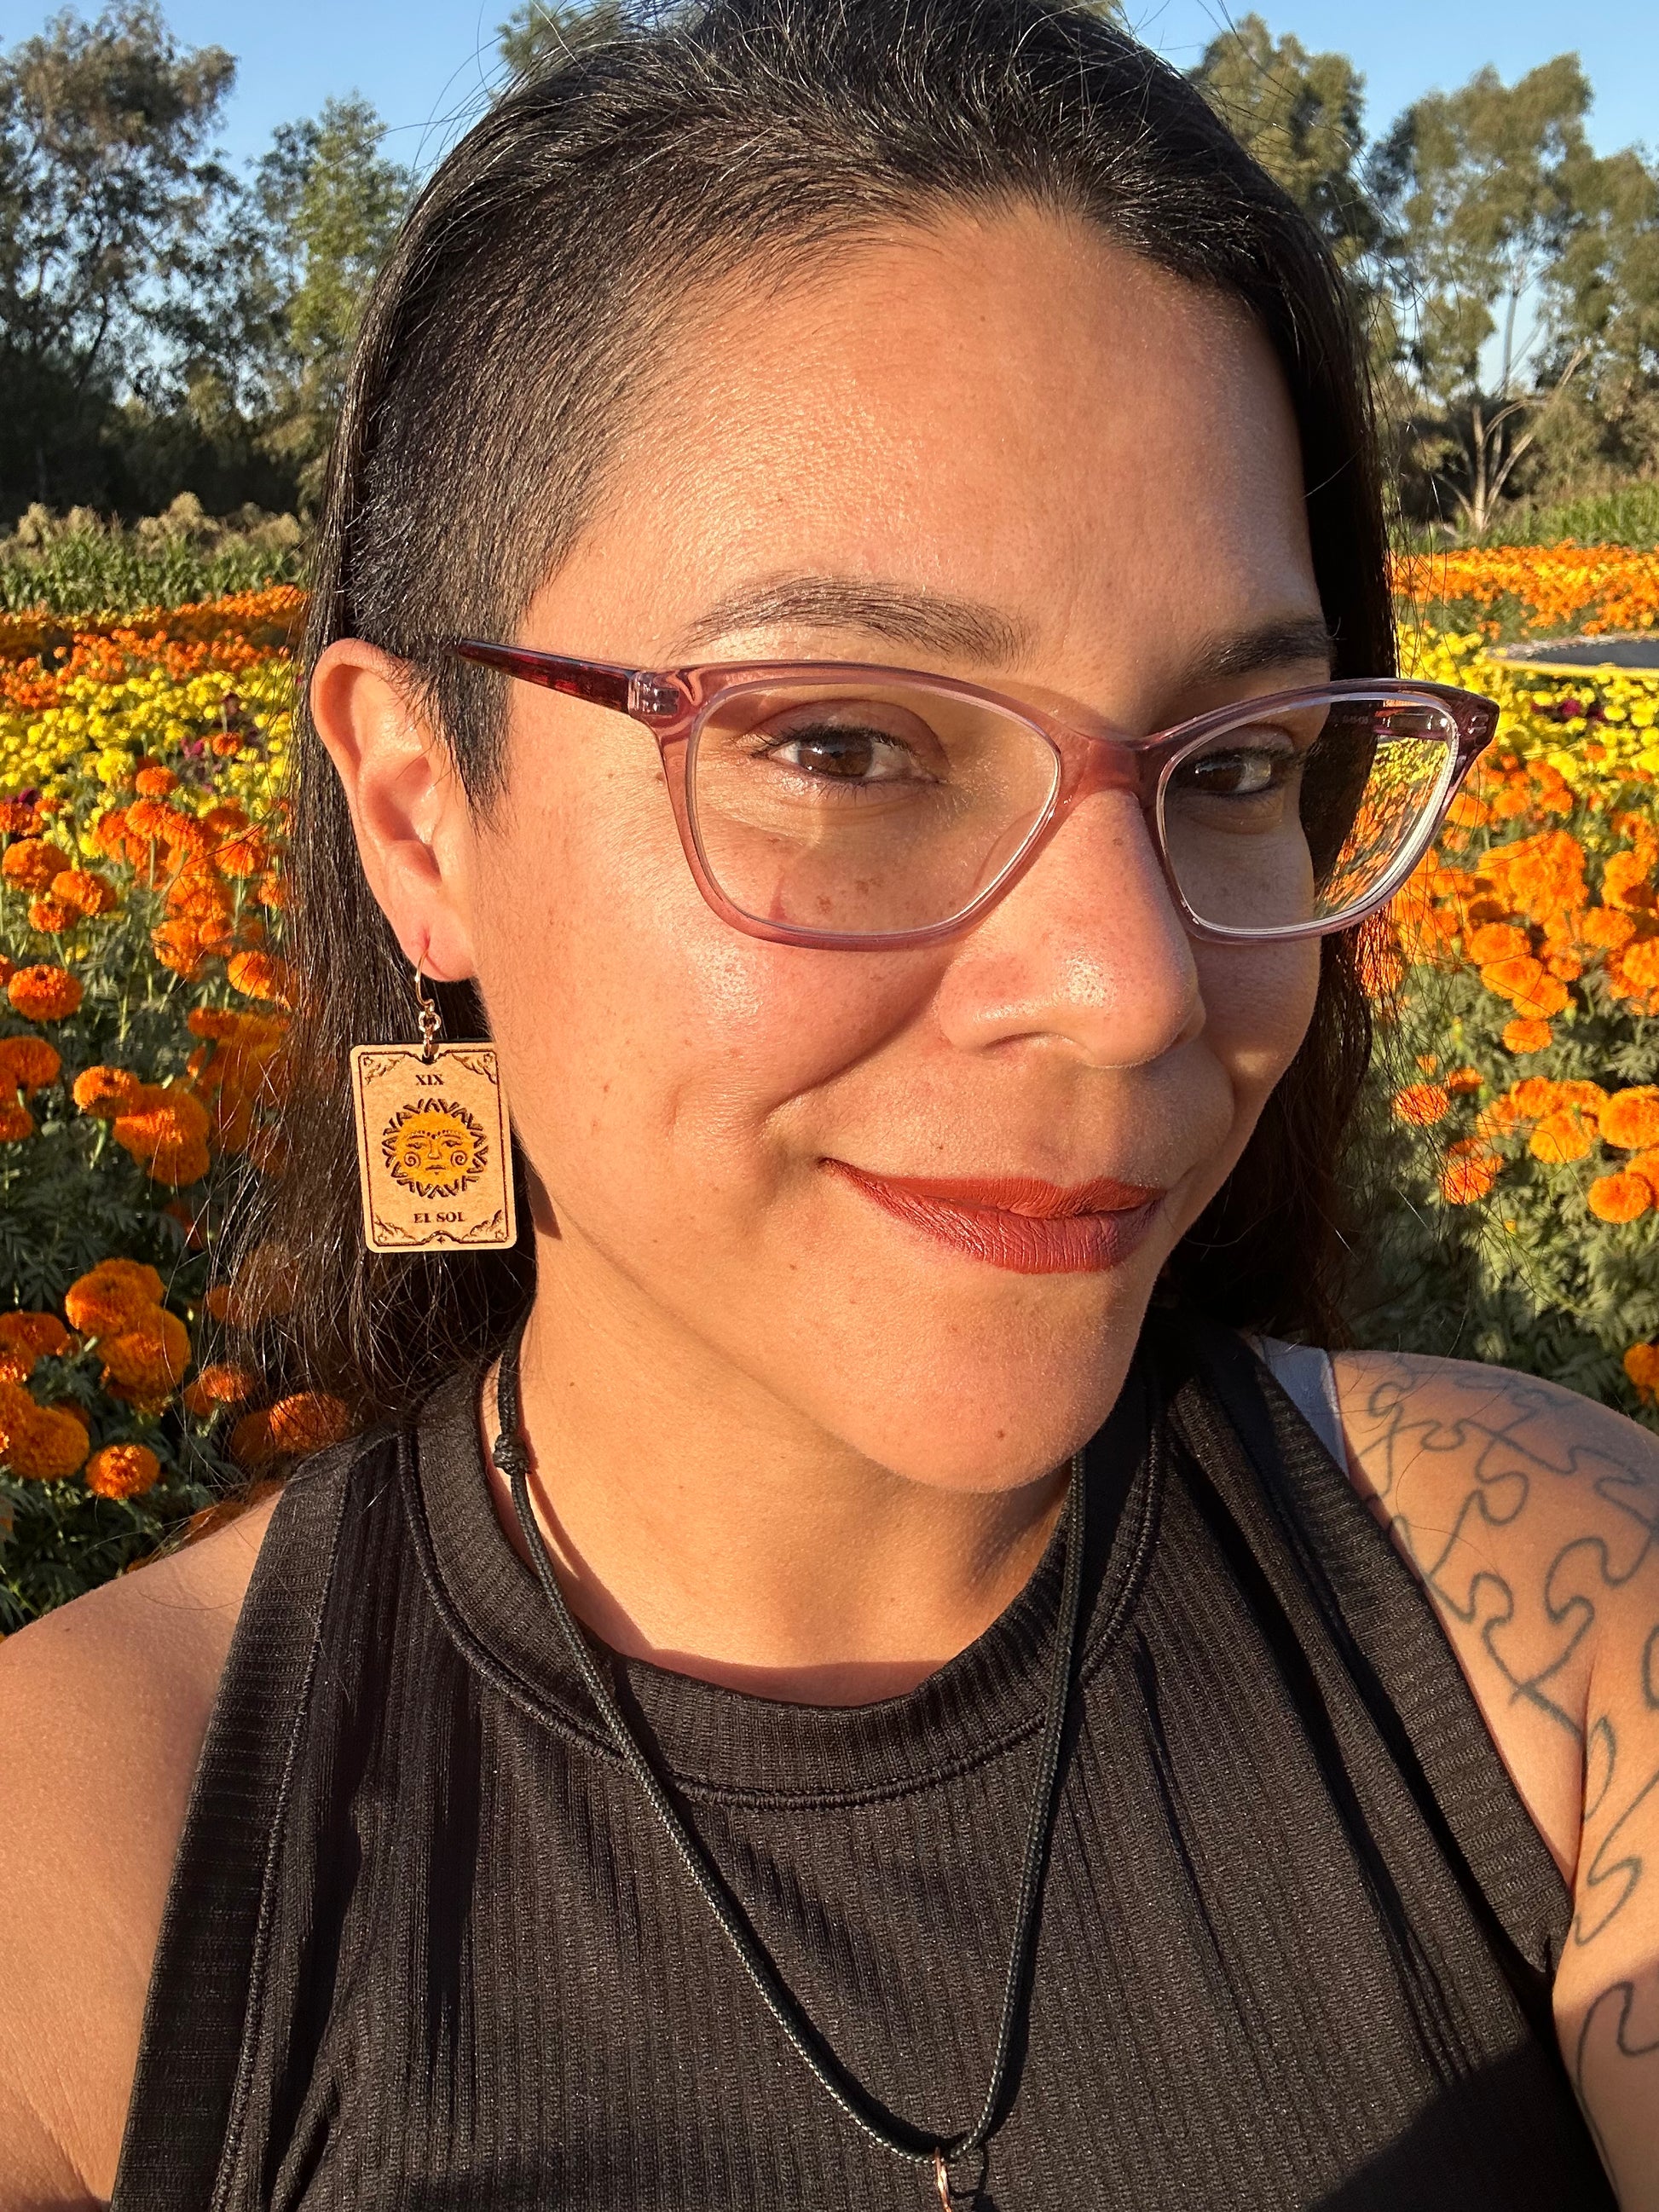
[765,721,930,783]
[1176,747,1292,798]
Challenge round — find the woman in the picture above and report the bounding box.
[2,3,1655,2205]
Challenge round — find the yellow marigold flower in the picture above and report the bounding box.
[1529,1108,1596,1164]
[182,1361,259,1416]
[1392,1083,1450,1128]
[227,950,296,1007]
[84,1441,163,1499]
[1440,1139,1501,1206]
[63,1259,164,1338]
[1,837,72,892]
[0,1382,90,1481]
[0,1036,61,1093]
[101,1307,192,1405]
[1600,1088,1659,1152]
[7,964,84,1020]
[72,1064,146,1117]
[1587,1173,1652,1224]
[1500,1018,1552,1054]
[50,867,116,917]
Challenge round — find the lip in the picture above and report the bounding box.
[824,1163,1166,1275]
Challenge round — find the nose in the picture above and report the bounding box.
[933,784,1202,1067]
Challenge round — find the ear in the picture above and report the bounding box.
[309,640,480,984]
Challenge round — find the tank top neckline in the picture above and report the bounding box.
[403,1353,1163,1808]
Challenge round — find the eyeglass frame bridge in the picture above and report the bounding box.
[448,639,1500,950]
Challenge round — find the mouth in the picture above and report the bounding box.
[822,1163,1167,1275]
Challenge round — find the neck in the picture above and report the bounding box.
[480,1249,1069,1707]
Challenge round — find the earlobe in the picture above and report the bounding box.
[309,639,481,985]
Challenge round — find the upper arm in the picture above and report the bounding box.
[1332,1350,1659,2205]
[0,1499,275,2208]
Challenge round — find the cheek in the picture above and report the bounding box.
[1198,934,1323,1112]
[463,747,937,1222]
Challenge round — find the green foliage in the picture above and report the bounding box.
[1430,482,1659,552]
[0,3,235,514]
[0,497,307,614]
[1356,976,1659,1424]
[1191,15,1378,269]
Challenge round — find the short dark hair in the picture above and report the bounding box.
[266,0,1390,1415]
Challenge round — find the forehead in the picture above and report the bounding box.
[537,205,1315,674]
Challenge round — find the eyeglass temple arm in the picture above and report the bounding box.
[448,639,686,724]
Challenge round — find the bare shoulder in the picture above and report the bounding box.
[0,1492,280,2209]
[1328,1349,1659,1879]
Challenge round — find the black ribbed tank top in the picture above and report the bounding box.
[111,1318,1612,2209]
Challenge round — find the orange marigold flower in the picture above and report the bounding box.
[1529,1108,1596,1164]
[1618,940,1659,991]
[1600,1089,1659,1152]
[1603,851,1655,912]
[8,963,83,1020]
[0,798,40,835]
[227,950,295,1007]
[132,765,177,797]
[1501,1018,1552,1054]
[1478,956,1569,1019]
[1466,923,1530,964]
[72,1064,146,1117]
[1445,1066,1483,1093]
[150,916,208,978]
[256,869,289,910]
[1581,907,1638,951]
[201,803,249,835]
[1544,949,1583,982]
[0,1310,72,1383]
[0,1036,61,1093]
[0,1383,88,1480]
[1587,1173,1652,1225]
[214,829,268,878]
[182,1361,259,1416]
[63,1259,164,1337]
[111,1084,211,1185]
[1440,1140,1501,1206]
[84,1441,163,1499]
[0,1096,35,1141]
[1,837,72,893]
[1623,1343,1659,1402]
[51,867,116,917]
[27,895,75,933]
[1392,1082,1450,1128]
[101,1307,192,1404]
[1630,1149,1659,1202]
[233,1392,355,1469]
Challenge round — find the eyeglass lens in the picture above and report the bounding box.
[685,680,1457,939]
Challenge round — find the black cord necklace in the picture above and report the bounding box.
[491,1325,1087,2210]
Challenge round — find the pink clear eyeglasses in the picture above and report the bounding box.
[450,640,1499,950]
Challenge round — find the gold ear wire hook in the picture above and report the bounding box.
[413,961,442,1066]
[934,2151,956,2209]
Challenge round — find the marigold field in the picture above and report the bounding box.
[1,552,1657,1626]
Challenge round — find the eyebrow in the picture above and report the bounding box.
[679,575,1039,667]
[679,572,1336,685]
[1178,616,1338,684]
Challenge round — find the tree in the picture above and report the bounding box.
[251,97,411,505]
[1378,57,1602,534]
[0,3,234,511]
[1192,16,1378,270]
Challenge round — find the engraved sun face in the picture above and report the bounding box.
[380,1100,488,1198]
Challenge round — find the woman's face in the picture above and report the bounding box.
[378,207,1327,1491]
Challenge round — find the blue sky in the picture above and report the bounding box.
[12,1,1656,176]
